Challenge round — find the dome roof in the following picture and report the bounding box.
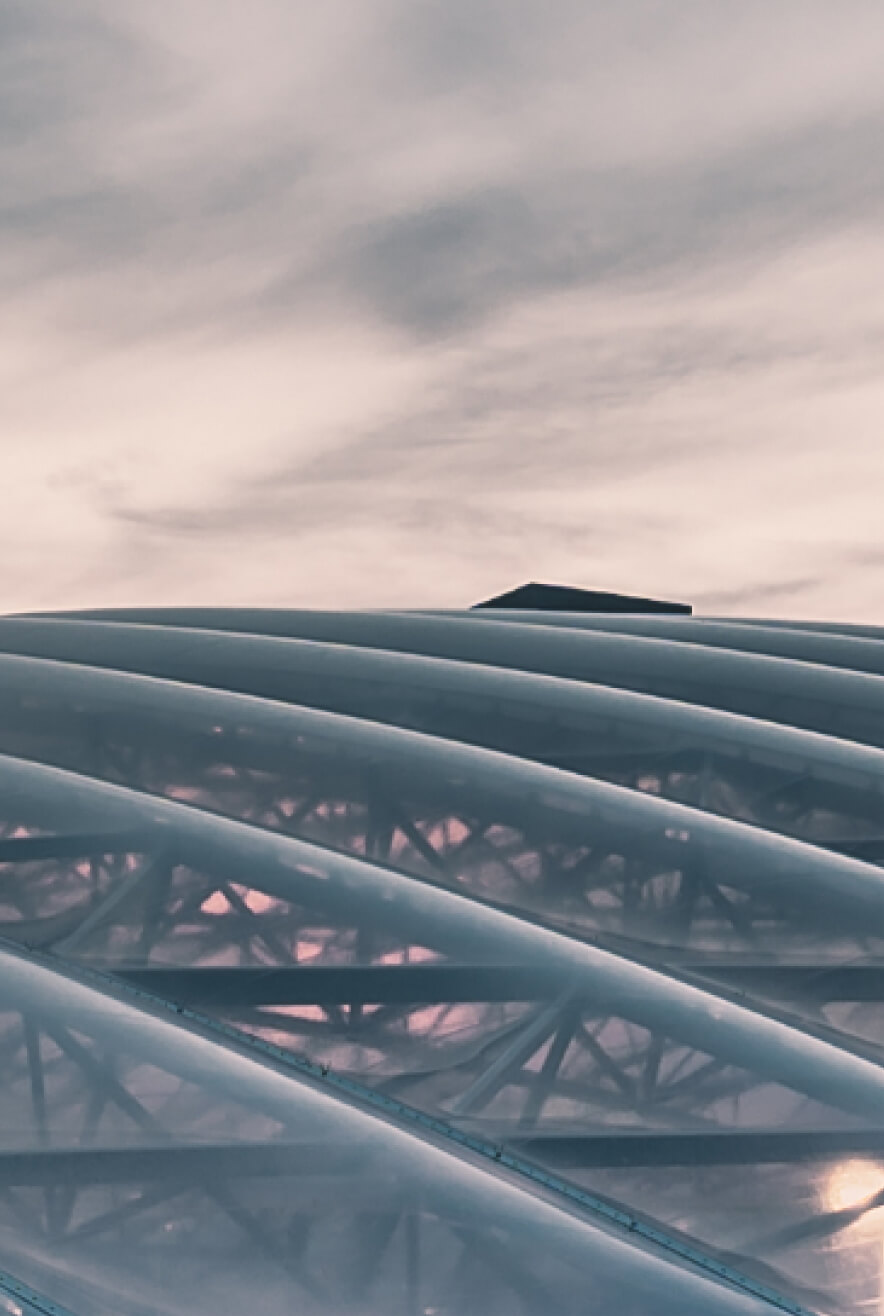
[0,604,882,1315]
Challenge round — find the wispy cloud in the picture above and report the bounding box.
[3,1,884,616]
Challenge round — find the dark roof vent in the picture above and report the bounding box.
[472,582,691,614]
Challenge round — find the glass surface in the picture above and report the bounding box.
[2,608,884,1314]
[563,1154,884,1316]
[0,943,782,1316]
[1,642,884,868]
[36,604,884,646]
[2,754,884,1310]
[3,610,882,747]
[0,657,883,978]
[438,610,884,677]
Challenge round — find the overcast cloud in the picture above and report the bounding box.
[2,1,884,617]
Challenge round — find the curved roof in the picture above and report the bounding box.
[0,606,883,1314]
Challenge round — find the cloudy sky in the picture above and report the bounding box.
[3,2,884,618]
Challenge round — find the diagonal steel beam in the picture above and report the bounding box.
[0,942,822,1316]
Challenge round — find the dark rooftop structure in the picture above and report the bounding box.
[472,581,692,613]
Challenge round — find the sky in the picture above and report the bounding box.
[3,1,884,619]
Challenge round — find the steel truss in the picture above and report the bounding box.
[0,831,878,1315]
[0,940,862,1316]
[3,790,883,1012]
[0,975,597,1316]
[0,755,883,1313]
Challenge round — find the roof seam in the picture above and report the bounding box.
[4,938,818,1316]
[0,1265,82,1316]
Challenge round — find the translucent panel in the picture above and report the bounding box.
[4,610,884,1314]
[1,757,883,1311]
[41,604,884,645]
[75,605,884,678]
[0,943,787,1316]
[1,657,884,980]
[3,610,882,748]
[2,643,884,872]
[0,757,566,974]
[544,1150,884,1316]
[721,618,884,642]
[131,987,884,1315]
[453,611,884,677]
[2,753,883,1123]
[2,663,884,1073]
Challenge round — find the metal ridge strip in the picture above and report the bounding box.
[0,1266,81,1316]
[9,940,817,1316]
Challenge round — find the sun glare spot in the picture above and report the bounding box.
[826,1160,884,1214]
